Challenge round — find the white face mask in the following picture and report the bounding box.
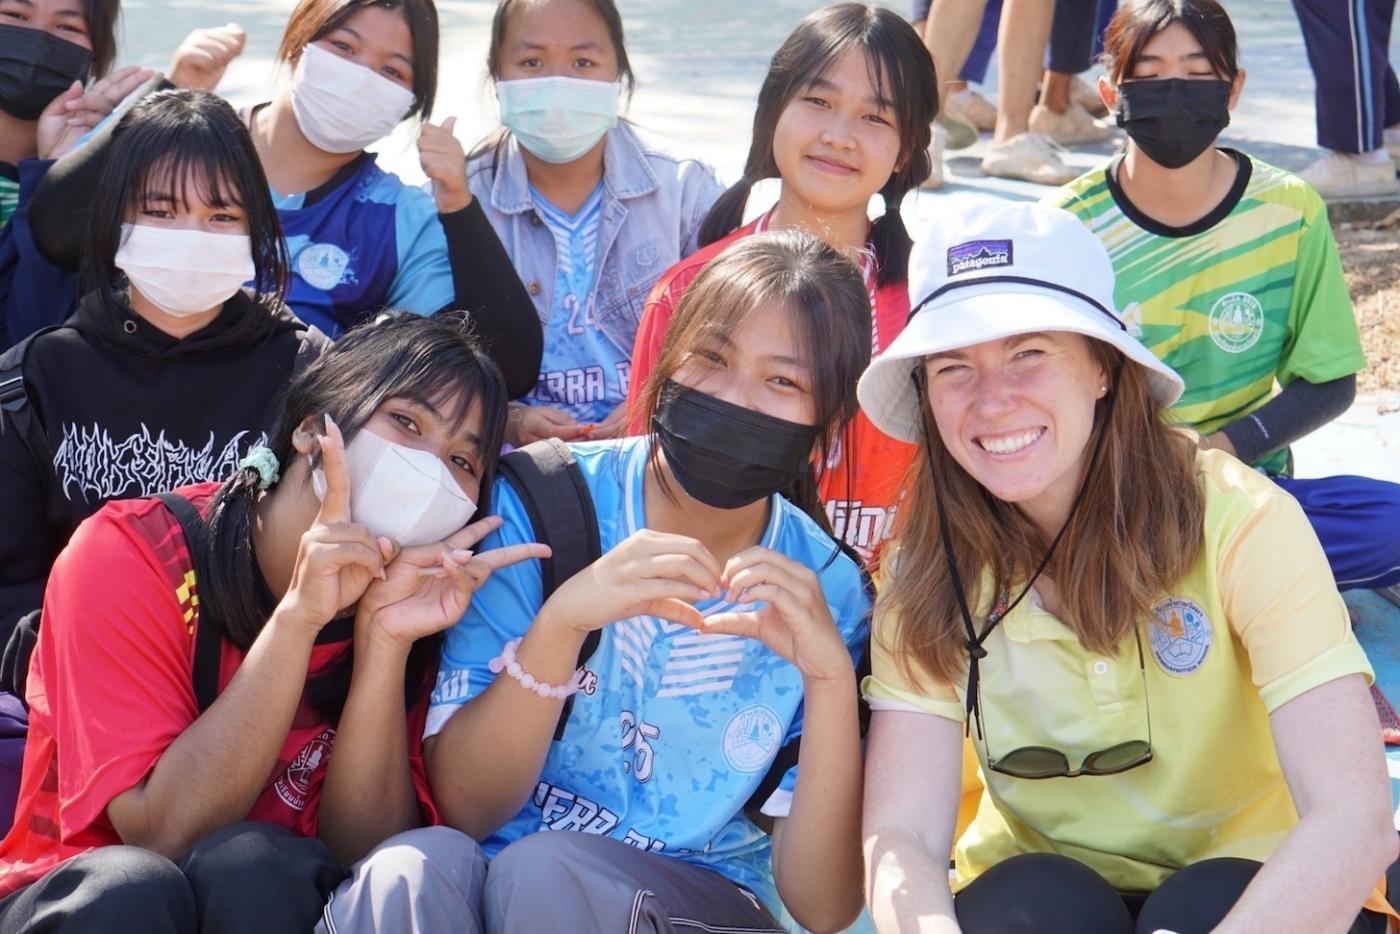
[289,43,415,154]
[313,426,476,547]
[114,224,255,317]
[497,75,621,164]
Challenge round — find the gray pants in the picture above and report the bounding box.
[322,827,785,934]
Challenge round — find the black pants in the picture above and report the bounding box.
[954,852,1389,934]
[0,822,344,933]
[1048,0,1110,76]
[1291,0,1399,152]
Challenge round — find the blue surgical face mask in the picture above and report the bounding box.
[497,75,621,164]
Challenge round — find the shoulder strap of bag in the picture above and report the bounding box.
[155,492,223,715]
[0,326,66,533]
[0,327,68,699]
[496,439,602,741]
[744,542,877,817]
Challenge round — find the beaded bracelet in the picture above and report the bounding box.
[488,639,583,699]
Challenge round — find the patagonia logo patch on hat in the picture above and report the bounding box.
[947,239,1014,277]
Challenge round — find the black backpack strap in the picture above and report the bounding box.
[745,547,876,817]
[155,493,223,714]
[0,327,67,535]
[0,327,70,700]
[496,439,602,741]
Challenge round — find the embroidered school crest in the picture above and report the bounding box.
[723,705,782,773]
[1207,292,1264,353]
[1149,598,1212,676]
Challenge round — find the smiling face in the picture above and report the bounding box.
[0,0,93,52]
[669,299,817,428]
[496,0,620,83]
[770,48,904,215]
[309,3,416,92]
[923,331,1109,534]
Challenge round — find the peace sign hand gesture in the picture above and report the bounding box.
[278,415,391,633]
[701,547,854,684]
[358,515,551,652]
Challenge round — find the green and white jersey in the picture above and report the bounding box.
[0,167,18,229]
[1050,151,1365,474]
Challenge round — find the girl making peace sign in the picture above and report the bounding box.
[0,313,547,932]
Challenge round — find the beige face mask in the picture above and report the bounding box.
[313,426,476,546]
[289,43,415,154]
[115,224,255,316]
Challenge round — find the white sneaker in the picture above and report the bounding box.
[1028,102,1117,146]
[940,111,978,151]
[1297,150,1399,199]
[1071,74,1109,118]
[980,132,1079,186]
[947,87,997,133]
[1384,126,1400,163]
[922,121,946,189]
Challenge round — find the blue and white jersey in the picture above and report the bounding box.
[273,155,452,337]
[428,437,870,912]
[522,183,628,425]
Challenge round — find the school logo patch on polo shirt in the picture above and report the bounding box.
[1149,598,1212,676]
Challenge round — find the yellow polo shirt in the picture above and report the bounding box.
[864,449,1374,893]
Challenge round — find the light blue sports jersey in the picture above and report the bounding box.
[428,437,870,913]
[523,183,629,425]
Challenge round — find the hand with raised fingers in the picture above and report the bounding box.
[358,515,551,651]
[506,403,589,446]
[36,65,155,160]
[168,23,246,91]
[278,415,390,633]
[541,529,722,635]
[702,546,853,684]
[418,117,471,214]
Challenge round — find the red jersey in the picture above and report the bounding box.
[0,484,438,896]
[626,214,915,563]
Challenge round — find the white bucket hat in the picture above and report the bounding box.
[857,201,1184,444]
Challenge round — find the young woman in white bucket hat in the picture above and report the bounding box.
[858,201,1396,934]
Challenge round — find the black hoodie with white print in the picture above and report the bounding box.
[0,288,326,645]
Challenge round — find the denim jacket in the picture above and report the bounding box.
[467,122,724,359]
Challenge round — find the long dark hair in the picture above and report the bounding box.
[1101,0,1239,84]
[195,311,510,721]
[278,0,440,120]
[80,88,289,331]
[470,0,634,166]
[636,230,871,533]
[80,0,122,78]
[698,3,936,287]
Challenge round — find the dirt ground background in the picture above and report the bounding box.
[1339,211,1400,396]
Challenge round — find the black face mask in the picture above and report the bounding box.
[0,24,93,122]
[1114,77,1231,169]
[652,381,819,510]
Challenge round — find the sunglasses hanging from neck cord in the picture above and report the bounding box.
[909,363,1121,741]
